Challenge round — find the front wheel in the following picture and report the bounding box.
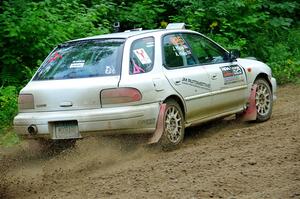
[160,100,185,150]
[255,78,273,122]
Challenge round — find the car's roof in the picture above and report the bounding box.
[70,30,160,42]
[69,29,197,42]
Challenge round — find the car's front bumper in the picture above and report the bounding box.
[14,103,160,139]
[271,77,277,101]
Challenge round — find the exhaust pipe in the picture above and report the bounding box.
[28,125,38,135]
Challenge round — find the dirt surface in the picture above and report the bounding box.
[0,84,299,199]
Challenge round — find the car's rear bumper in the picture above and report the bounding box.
[14,103,160,139]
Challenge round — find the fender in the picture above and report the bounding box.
[237,58,272,86]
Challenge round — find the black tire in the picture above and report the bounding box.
[160,100,185,150]
[254,78,273,122]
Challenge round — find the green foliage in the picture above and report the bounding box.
[1,0,299,87]
[163,0,300,83]
[0,86,19,146]
[0,86,18,128]
[118,0,166,29]
[0,0,113,87]
[249,28,300,84]
[0,130,20,147]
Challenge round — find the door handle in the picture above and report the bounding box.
[211,74,218,80]
[60,101,73,107]
[174,80,181,85]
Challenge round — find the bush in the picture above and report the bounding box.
[249,28,300,84]
[0,86,18,129]
[161,0,300,84]
[0,0,113,86]
[0,86,19,146]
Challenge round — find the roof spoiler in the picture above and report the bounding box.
[166,23,186,30]
[124,28,143,32]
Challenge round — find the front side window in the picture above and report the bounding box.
[130,37,154,74]
[163,34,196,68]
[182,34,227,65]
[33,39,125,80]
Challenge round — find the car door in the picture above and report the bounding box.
[182,33,248,115]
[162,33,213,123]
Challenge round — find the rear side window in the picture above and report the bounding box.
[163,34,196,68]
[33,39,124,80]
[130,37,154,74]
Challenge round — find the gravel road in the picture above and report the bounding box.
[0,84,299,199]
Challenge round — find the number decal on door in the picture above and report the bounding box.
[220,65,245,85]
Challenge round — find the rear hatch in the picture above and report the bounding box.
[19,38,125,112]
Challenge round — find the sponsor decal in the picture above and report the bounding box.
[70,60,85,68]
[170,36,192,56]
[170,36,185,46]
[48,52,62,63]
[146,41,154,48]
[133,48,152,65]
[220,65,244,85]
[132,59,145,74]
[182,77,210,90]
[105,65,116,75]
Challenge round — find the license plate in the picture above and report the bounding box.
[53,121,80,139]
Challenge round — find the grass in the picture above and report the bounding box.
[0,129,20,147]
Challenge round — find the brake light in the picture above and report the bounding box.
[101,88,142,105]
[18,94,34,109]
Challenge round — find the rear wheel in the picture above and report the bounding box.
[255,78,273,122]
[160,100,185,150]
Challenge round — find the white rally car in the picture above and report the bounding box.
[14,23,276,148]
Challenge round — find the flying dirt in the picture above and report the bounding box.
[0,84,299,199]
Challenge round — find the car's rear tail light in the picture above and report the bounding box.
[18,94,34,109]
[101,88,142,105]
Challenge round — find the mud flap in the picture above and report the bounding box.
[148,103,166,144]
[241,84,257,121]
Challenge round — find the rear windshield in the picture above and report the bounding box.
[33,39,125,80]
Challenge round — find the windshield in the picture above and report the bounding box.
[33,39,125,80]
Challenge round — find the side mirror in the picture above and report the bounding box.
[226,49,240,62]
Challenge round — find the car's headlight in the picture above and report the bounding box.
[18,94,34,110]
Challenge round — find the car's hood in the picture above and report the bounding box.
[237,58,271,69]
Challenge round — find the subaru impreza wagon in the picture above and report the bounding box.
[14,23,277,148]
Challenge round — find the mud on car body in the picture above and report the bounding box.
[14,23,277,149]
